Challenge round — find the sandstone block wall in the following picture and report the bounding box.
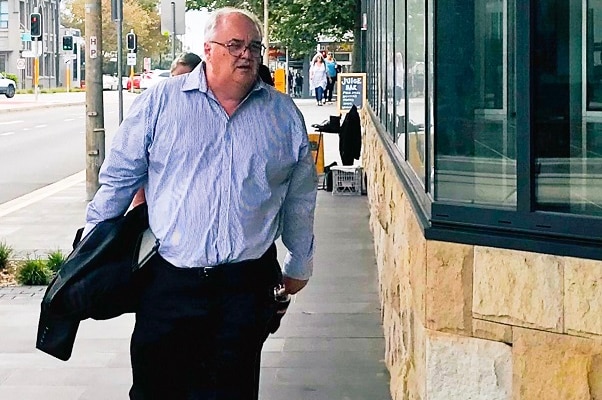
[361,112,602,399]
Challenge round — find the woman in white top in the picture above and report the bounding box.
[309,54,328,106]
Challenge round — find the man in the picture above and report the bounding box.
[170,51,202,76]
[84,7,317,399]
[324,51,338,103]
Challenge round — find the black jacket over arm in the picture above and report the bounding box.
[36,204,152,361]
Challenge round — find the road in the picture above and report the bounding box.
[0,91,137,204]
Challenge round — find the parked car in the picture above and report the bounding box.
[126,75,141,90]
[102,74,118,91]
[0,73,16,98]
[140,69,170,90]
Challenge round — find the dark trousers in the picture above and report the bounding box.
[325,76,336,101]
[129,245,281,400]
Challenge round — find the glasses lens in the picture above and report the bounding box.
[227,41,246,56]
[249,43,263,57]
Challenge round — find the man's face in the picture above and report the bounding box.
[204,13,261,91]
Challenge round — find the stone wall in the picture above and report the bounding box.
[361,111,602,399]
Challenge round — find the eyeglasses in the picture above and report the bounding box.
[209,39,265,58]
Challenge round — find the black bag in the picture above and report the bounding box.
[323,161,338,192]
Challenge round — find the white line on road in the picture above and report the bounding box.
[0,120,23,125]
[0,132,15,136]
[35,125,47,128]
[0,170,85,218]
[63,118,75,121]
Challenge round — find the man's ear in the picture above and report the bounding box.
[204,42,211,58]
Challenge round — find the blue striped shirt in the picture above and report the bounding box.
[85,64,318,279]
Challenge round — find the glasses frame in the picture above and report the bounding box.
[209,40,265,58]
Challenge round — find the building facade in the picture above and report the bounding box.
[361,0,602,398]
[0,0,60,88]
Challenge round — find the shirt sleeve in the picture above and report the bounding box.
[85,91,153,227]
[280,116,318,280]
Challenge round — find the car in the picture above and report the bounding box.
[126,75,141,90]
[140,70,170,90]
[102,74,118,91]
[0,73,16,98]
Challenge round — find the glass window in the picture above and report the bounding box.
[534,0,602,216]
[435,0,516,207]
[427,0,434,193]
[386,0,395,136]
[0,0,8,29]
[394,0,407,155]
[407,0,426,183]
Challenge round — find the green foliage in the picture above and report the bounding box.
[16,258,52,286]
[47,250,67,273]
[0,242,13,270]
[3,73,18,85]
[186,0,356,57]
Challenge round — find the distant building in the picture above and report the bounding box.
[0,0,61,88]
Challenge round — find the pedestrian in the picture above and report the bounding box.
[309,53,328,105]
[83,6,317,399]
[170,51,202,76]
[324,51,338,102]
[130,51,203,209]
[294,71,303,97]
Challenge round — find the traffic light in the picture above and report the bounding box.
[30,13,42,39]
[62,36,73,51]
[126,32,137,52]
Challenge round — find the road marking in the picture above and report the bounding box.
[64,118,75,121]
[0,170,85,218]
[35,125,47,128]
[0,132,15,136]
[0,120,23,125]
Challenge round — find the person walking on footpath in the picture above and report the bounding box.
[170,51,202,76]
[294,71,303,97]
[309,53,328,105]
[83,7,317,399]
[324,51,338,103]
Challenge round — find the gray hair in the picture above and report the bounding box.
[170,52,202,73]
[203,7,263,42]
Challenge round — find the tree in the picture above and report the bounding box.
[186,0,355,59]
[63,0,170,73]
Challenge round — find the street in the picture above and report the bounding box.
[0,91,136,204]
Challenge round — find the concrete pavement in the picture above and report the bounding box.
[0,91,392,399]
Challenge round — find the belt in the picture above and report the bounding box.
[156,243,281,289]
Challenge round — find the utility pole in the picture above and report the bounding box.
[171,1,176,60]
[263,0,268,66]
[84,0,105,200]
[112,0,124,123]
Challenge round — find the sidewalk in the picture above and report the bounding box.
[0,94,392,399]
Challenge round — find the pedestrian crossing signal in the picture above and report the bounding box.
[126,32,137,52]
[62,36,73,51]
[30,13,42,38]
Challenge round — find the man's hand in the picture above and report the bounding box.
[282,276,308,295]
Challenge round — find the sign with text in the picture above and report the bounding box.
[337,73,366,113]
[127,53,137,66]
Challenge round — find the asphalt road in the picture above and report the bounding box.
[0,91,137,204]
